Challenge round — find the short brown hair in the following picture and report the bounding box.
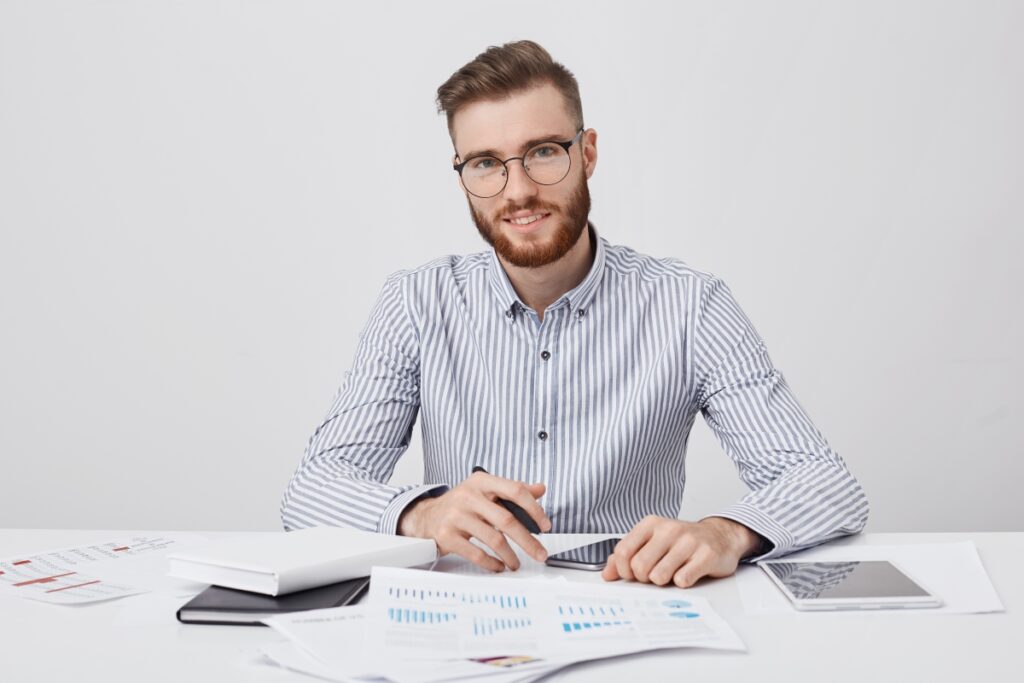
[436,40,584,142]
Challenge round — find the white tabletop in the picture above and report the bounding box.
[1,530,1019,682]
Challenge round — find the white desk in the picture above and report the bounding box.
[1,530,1019,682]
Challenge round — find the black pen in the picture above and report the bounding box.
[471,466,543,534]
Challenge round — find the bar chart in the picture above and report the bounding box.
[385,607,457,625]
[556,601,634,634]
[385,586,460,602]
[369,566,745,661]
[471,616,533,636]
[461,592,528,609]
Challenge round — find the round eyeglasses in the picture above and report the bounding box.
[453,129,584,198]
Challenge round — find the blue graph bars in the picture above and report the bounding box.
[387,607,456,624]
[459,592,528,609]
[386,585,531,610]
[560,620,631,632]
[557,604,621,616]
[555,602,632,633]
[472,616,533,636]
[386,587,456,601]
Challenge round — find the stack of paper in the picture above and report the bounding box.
[260,566,745,682]
[0,534,208,604]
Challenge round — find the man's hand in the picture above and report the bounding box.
[397,471,552,573]
[601,516,763,588]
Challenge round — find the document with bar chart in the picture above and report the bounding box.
[264,605,561,683]
[0,534,201,604]
[369,566,745,661]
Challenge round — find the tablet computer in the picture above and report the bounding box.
[760,560,943,611]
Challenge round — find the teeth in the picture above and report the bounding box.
[511,214,544,225]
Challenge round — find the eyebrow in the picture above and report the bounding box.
[459,132,575,162]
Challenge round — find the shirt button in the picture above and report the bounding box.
[576,309,586,320]
[540,350,551,361]
[537,431,548,441]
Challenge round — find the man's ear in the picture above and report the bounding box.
[582,128,598,179]
[453,160,463,192]
[453,155,468,193]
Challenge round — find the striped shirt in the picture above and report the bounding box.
[280,225,869,560]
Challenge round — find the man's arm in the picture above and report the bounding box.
[603,275,868,588]
[279,273,552,572]
[692,275,869,559]
[279,273,448,535]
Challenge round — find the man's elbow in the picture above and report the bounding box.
[842,474,870,535]
[279,478,307,532]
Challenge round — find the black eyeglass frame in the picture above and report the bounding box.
[453,128,585,198]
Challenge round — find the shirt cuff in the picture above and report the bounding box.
[377,483,451,536]
[706,501,796,563]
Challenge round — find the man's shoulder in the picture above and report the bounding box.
[602,239,719,288]
[382,250,490,287]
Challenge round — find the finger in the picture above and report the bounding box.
[601,555,620,581]
[488,478,552,533]
[647,537,699,586]
[460,514,521,571]
[476,498,549,563]
[467,473,552,533]
[628,532,677,583]
[444,533,506,573]
[672,546,716,588]
[613,535,638,581]
[612,518,658,581]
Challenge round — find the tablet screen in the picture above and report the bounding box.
[763,561,930,600]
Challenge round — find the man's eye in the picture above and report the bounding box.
[529,144,563,160]
[471,158,497,170]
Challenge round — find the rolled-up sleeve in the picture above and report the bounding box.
[692,276,869,560]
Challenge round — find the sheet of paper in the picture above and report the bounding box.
[0,533,208,605]
[264,536,744,682]
[737,541,1004,615]
[367,566,744,662]
[259,640,561,683]
[258,639,373,683]
[265,605,562,683]
[430,554,566,582]
[264,605,385,679]
[265,606,558,683]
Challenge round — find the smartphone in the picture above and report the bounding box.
[544,538,621,571]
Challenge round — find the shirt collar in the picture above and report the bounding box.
[486,222,608,320]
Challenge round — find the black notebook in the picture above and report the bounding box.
[176,575,370,626]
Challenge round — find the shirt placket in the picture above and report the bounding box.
[531,306,565,519]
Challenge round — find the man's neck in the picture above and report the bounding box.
[497,225,595,321]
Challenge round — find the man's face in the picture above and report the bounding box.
[451,83,594,269]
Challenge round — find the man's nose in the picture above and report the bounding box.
[502,159,539,204]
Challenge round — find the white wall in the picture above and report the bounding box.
[1,0,1020,532]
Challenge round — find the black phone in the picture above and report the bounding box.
[544,538,621,571]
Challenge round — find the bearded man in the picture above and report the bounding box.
[280,40,868,588]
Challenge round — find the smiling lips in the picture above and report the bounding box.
[503,212,551,233]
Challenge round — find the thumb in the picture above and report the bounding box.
[527,481,547,496]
